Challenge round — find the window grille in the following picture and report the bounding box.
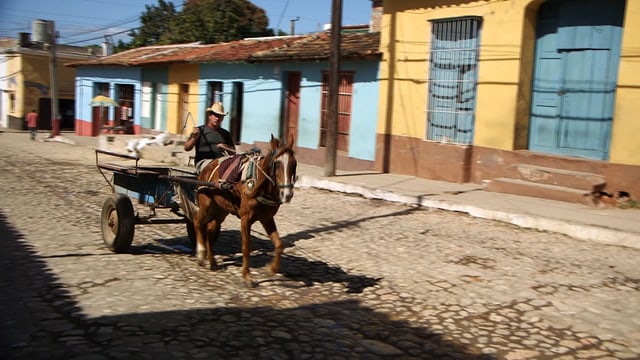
[208,81,223,106]
[427,17,481,144]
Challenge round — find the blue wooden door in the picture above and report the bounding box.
[529,0,625,160]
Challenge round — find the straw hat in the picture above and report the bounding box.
[206,102,228,116]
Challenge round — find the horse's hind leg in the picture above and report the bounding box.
[260,217,283,276]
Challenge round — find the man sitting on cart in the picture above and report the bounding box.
[184,102,236,175]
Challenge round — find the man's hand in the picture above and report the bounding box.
[184,127,200,151]
[217,143,236,154]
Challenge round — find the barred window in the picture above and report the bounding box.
[208,81,223,106]
[427,17,481,145]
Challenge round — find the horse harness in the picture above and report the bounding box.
[199,148,293,206]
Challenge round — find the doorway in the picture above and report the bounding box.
[529,0,625,160]
[284,72,301,142]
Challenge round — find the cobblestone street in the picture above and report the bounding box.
[0,132,639,359]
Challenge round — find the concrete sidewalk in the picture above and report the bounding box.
[26,131,640,248]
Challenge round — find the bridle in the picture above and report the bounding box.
[253,147,296,205]
[256,148,295,188]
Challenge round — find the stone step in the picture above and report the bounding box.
[505,164,606,192]
[485,178,593,205]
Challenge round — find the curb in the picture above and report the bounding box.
[296,175,640,250]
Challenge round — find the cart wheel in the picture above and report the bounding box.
[186,221,197,247]
[101,194,135,253]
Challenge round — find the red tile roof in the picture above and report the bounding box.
[66,32,380,68]
[248,32,381,62]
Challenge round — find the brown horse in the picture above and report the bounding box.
[193,134,297,287]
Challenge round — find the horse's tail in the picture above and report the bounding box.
[174,183,199,222]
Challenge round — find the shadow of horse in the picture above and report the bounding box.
[279,206,420,248]
[131,206,419,292]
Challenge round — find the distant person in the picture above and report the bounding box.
[184,102,235,174]
[25,109,38,140]
[120,101,132,133]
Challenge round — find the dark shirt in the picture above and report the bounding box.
[194,125,234,165]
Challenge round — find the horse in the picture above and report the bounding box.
[192,134,297,287]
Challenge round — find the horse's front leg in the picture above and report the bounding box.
[260,217,282,276]
[194,210,208,268]
[194,194,215,268]
[206,219,223,270]
[240,217,255,287]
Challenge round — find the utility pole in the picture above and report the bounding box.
[289,17,300,35]
[325,0,342,177]
[47,21,60,137]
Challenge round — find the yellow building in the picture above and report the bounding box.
[0,34,98,131]
[376,0,640,201]
[166,64,201,135]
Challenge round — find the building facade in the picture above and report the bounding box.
[70,32,382,170]
[376,0,640,199]
[0,34,99,131]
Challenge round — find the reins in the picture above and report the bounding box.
[251,155,276,186]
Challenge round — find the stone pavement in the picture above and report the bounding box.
[17,130,640,248]
[1,129,639,359]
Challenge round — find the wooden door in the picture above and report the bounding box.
[529,0,625,160]
[285,72,301,142]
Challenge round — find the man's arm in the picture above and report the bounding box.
[184,127,200,151]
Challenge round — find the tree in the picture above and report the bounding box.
[127,0,178,48]
[169,0,273,44]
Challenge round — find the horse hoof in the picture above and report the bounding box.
[210,264,224,271]
[197,259,208,268]
[243,278,256,289]
[267,265,280,276]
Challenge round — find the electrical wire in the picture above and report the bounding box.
[274,0,290,34]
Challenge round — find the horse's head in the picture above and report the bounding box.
[268,134,297,203]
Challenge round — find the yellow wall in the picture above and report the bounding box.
[379,0,530,149]
[22,54,52,115]
[610,0,640,165]
[7,52,81,117]
[6,55,24,115]
[379,0,640,165]
[167,64,200,134]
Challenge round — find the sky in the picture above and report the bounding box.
[0,0,374,46]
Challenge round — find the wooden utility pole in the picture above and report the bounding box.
[325,0,342,177]
[47,21,60,137]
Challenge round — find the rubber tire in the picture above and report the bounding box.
[101,194,135,253]
[186,221,197,248]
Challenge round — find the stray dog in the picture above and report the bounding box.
[586,190,632,207]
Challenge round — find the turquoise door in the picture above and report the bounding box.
[529,0,625,160]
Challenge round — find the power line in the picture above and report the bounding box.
[57,1,186,45]
[274,0,291,34]
[63,27,138,45]
[60,17,139,40]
